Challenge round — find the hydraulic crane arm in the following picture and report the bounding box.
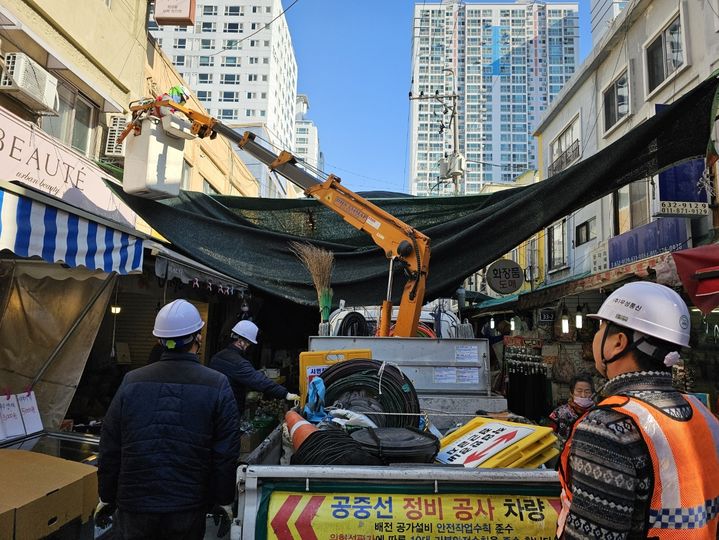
[122,99,430,337]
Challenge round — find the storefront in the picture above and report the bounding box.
[469,248,719,420]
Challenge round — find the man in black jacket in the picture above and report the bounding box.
[209,320,299,417]
[97,299,240,540]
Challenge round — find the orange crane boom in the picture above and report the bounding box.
[123,99,430,337]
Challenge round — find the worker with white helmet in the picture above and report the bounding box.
[209,319,299,418]
[557,282,719,539]
[97,299,240,539]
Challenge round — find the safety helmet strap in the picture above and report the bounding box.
[600,322,633,367]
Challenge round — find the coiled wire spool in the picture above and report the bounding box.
[350,427,440,464]
[290,427,383,466]
[320,359,421,429]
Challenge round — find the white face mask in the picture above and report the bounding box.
[574,396,594,408]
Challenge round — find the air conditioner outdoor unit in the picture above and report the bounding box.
[104,114,127,157]
[0,52,59,113]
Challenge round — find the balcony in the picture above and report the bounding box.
[548,139,580,177]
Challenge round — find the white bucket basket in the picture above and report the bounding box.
[123,115,189,200]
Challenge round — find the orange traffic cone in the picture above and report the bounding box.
[285,410,318,450]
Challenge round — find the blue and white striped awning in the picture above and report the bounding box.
[0,186,144,274]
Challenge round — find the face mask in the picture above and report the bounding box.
[574,396,594,408]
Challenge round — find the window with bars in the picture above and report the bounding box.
[646,15,683,93]
[604,70,629,131]
[547,220,567,270]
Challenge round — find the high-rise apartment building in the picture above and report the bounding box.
[409,0,579,196]
[150,0,298,197]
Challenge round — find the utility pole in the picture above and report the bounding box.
[409,68,465,196]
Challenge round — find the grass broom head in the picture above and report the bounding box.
[289,242,334,320]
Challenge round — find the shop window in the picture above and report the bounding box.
[613,179,650,235]
[575,217,596,246]
[41,83,98,157]
[646,14,683,93]
[547,219,567,270]
[603,70,629,131]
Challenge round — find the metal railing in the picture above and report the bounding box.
[548,139,580,177]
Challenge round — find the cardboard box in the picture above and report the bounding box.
[0,450,97,540]
[0,505,13,540]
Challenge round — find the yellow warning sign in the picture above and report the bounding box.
[266,491,559,540]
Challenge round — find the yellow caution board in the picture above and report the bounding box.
[266,491,560,540]
[298,349,372,402]
[437,417,558,468]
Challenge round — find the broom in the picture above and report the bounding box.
[289,242,335,335]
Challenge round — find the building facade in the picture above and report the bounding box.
[294,95,322,171]
[409,0,579,196]
[590,0,628,46]
[535,0,719,287]
[149,0,298,197]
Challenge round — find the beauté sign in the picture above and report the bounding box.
[0,107,136,228]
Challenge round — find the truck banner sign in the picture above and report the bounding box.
[266,491,559,540]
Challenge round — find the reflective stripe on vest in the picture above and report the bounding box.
[557,394,719,538]
[602,394,719,536]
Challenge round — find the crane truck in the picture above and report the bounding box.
[119,98,560,540]
[121,97,429,338]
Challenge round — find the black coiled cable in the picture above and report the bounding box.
[337,311,369,336]
[320,359,421,429]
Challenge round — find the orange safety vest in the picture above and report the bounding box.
[557,394,719,538]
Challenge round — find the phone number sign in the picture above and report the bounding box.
[486,259,524,294]
[266,491,559,540]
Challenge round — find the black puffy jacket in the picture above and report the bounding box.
[209,346,288,417]
[98,352,240,513]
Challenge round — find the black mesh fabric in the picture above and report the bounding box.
[109,75,719,307]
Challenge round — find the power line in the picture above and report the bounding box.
[209,0,300,57]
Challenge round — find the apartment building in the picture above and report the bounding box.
[150,0,298,197]
[409,0,579,196]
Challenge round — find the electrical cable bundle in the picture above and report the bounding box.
[350,427,439,464]
[320,359,421,429]
[290,427,383,466]
[337,311,370,336]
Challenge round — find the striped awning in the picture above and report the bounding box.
[0,185,144,274]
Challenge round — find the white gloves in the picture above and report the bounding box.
[286,392,301,402]
[94,500,115,528]
[329,409,378,428]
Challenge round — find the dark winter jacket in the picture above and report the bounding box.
[98,352,240,513]
[209,345,288,417]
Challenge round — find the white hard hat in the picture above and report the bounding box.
[588,281,690,347]
[153,299,205,338]
[231,320,258,344]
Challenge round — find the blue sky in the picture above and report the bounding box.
[285,0,592,194]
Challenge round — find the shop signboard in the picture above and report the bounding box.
[0,107,136,228]
[266,491,560,539]
[656,158,709,217]
[539,309,555,324]
[154,0,196,26]
[486,259,524,294]
[607,217,688,269]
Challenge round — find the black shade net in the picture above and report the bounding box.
[107,75,719,307]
